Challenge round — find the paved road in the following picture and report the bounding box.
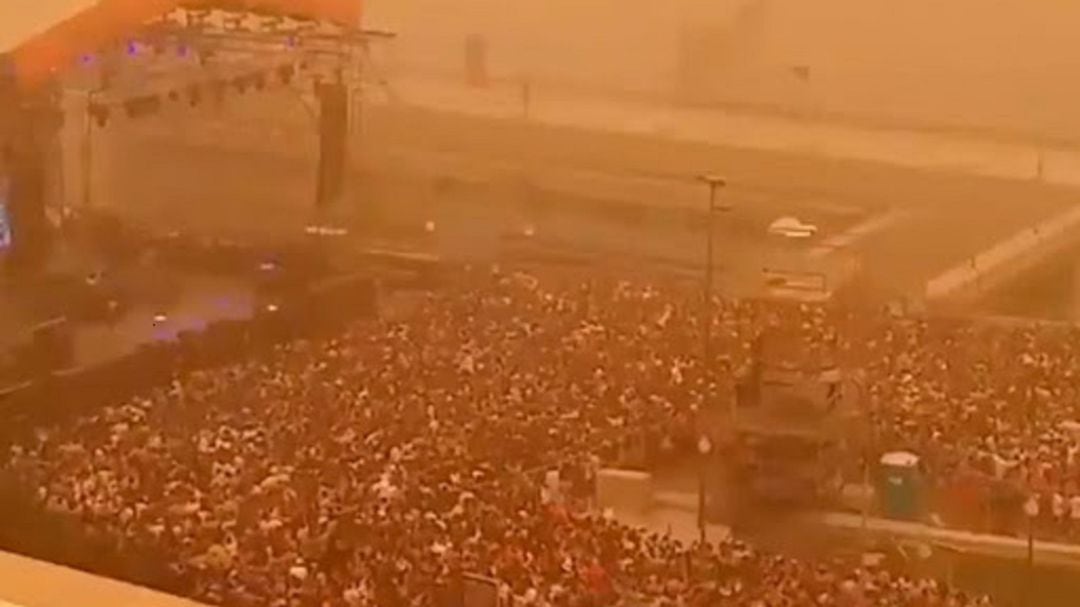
[73,85,1080,301]
[389,78,1057,182]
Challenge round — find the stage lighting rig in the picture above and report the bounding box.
[148,7,393,60]
[61,5,395,133]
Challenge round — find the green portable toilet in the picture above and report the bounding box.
[879,451,922,521]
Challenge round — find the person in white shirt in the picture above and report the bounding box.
[1052,492,1066,535]
[1070,494,1080,539]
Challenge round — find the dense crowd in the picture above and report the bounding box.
[0,266,1021,606]
[852,313,1080,539]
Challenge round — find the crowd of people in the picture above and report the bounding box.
[852,311,1080,539]
[0,265,1041,606]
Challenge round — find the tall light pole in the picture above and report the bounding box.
[697,174,730,395]
[696,173,729,538]
[697,434,713,542]
[1023,493,1038,607]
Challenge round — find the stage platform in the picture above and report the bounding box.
[0,269,255,375]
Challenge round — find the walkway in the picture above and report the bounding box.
[644,487,1080,570]
[813,511,1080,569]
[925,204,1080,303]
[387,77,1080,185]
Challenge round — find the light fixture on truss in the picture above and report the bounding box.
[69,5,395,128]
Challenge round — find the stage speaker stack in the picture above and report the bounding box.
[26,317,73,375]
[175,330,204,372]
[315,81,348,209]
[134,341,176,389]
[3,89,61,275]
[307,273,377,334]
[202,319,248,366]
[5,136,48,273]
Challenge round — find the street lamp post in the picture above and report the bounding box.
[696,174,729,374]
[697,435,713,542]
[1023,371,1036,607]
[696,174,730,411]
[1023,493,1038,606]
[695,174,727,541]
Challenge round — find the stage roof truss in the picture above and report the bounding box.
[58,7,393,114]
[6,1,366,93]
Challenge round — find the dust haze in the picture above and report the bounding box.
[371,0,1080,140]
[4,2,1080,607]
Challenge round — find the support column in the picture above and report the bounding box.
[3,84,63,275]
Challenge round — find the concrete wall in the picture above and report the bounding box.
[365,0,1080,141]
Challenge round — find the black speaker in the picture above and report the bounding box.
[315,82,348,208]
[27,317,73,374]
[4,94,60,274]
[202,319,248,365]
[5,143,48,273]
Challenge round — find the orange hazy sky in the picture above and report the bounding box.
[0,1,93,52]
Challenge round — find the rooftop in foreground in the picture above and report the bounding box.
[0,549,209,607]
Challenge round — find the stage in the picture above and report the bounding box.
[1,238,256,372]
[0,207,376,393]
